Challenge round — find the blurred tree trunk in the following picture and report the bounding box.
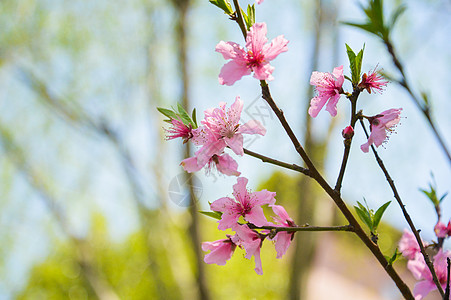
[171,0,211,299]
[288,0,339,298]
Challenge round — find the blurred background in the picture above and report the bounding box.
[0,0,450,299]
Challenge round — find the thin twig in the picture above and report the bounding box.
[384,39,451,166]
[229,1,414,297]
[334,89,361,194]
[243,148,311,176]
[249,224,354,233]
[359,118,445,297]
[445,257,450,300]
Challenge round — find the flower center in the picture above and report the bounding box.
[247,50,265,68]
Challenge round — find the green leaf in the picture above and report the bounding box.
[209,0,233,15]
[342,22,378,36]
[246,4,255,29]
[354,45,365,84]
[386,248,402,265]
[176,103,195,127]
[439,192,448,203]
[157,107,178,120]
[344,75,353,82]
[191,108,198,128]
[355,205,373,232]
[373,201,391,230]
[345,44,357,84]
[199,211,223,220]
[389,5,406,29]
[241,8,250,30]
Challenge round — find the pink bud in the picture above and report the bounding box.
[342,126,354,139]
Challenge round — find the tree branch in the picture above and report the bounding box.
[359,118,445,297]
[243,148,311,176]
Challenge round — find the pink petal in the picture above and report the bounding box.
[246,23,268,56]
[180,156,202,173]
[202,240,236,265]
[332,65,344,86]
[218,60,252,86]
[196,140,226,165]
[245,205,270,227]
[217,211,241,230]
[413,281,436,300]
[270,205,292,224]
[360,141,371,153]
[239,119,266,136]
[308,96,328,118]
[262,35,289,61]
[252,248,263,275]
[310,71,326,86]
[229,96,244,125]
[370,126,387,147]
[216,154,241,176]
[252,190,276,206]
[225,134,244,156]
[325,93,340,117]
[407,255,429,281]
[255,0,264,4]
[215,41,246,60]
[273,232,292,259]
[252,63,275,81]
[232,177,249,200]
[210,196,236,212]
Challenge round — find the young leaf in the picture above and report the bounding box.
[209,0,234,15]
[157,107,178,120]
[240,8,251,30]
[246,4,255,29]
[390,5,406,29]
[191,108,198,128]
[177,103,195,127]
[355,205,373,232]
[354,45,365,84]
[373,201,391,230]
[386,248,402,265]
[200,210,223,220]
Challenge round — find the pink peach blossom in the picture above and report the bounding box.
[360,108,402,153]
[202,97,266,156]
[165,118,194,143]
[202,237,237,265]
[232,224,264,275]
[359,68,388,94]
[434,220,451,238]
[342,125,354,139]
[216,22,288,85]
[407,249,451,300]
[181,151,240,176]
[210,177,276,230]
[255,0,264,4]
[308,66,344,117]
[269,205,296,259]
[398,229,427,260]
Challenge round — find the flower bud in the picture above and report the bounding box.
[342,126,354,139]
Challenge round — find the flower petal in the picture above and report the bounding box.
[262,35,289,61]
[225,134,244,156]
[252,63,275,81]
[273,232,292,259]
[218,60,251,86]
[325,93,340,117]
[308,96,328,118]
[216,154,241,176]
[215,41,246,60]
[239,119,266,136]
[180,156,202,173]
[246,23,268,56]
[245,205,269,227]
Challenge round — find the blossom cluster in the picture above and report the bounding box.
[202,177,296,274]
[399,226,451,299]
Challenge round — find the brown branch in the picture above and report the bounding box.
[249,224,354,233]
[243,148,311,176]
[359,118,445,297]
[229,1,414,298]
[384,39,451,166]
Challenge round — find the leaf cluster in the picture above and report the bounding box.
[345,44,364,86]
[354,200,391,237]
[420,175,448,208]
[343,0,406,42]
[157,103,198,129]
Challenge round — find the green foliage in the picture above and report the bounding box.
[354,200,391,236]
[200,210,223,220]
[419,174,448,207]
[157,104,198,128]
[209,0,234,15]
[345,44,365,86]
[384,248,402,266]
[342,0,406,42]
[242,4,256,30]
